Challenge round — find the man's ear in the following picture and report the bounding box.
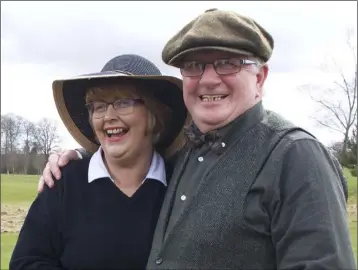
[256,64,269,96]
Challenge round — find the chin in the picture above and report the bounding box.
[103,145,127,159]
[199,109,230,123]
[193,116,229,132]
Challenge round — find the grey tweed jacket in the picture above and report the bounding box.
[146,110,355,270]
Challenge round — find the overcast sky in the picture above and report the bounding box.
[1,1,357,149]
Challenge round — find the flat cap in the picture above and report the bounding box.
[162,8,274,67]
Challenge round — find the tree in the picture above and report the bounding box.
[22,119,36,174]
[299,29,357,161]
[328,141,345,161]
[33,118,61,163]
[1,114,24,173]
[346,123,357,174]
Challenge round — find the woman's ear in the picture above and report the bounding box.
[147,112,156,132]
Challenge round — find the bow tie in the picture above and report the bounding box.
[184,123,226,155]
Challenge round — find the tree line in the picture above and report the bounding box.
[1,113,61,175]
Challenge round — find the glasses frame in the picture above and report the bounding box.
[180,58,260,77]
[85,98,144,119]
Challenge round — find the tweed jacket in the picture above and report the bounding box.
[146,109,354,270]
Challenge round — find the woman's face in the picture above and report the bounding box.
[86,83,155,163]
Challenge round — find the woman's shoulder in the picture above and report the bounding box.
[53,157,91,190]
[62,157,91,175]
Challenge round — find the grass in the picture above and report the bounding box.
[1,233,19,270]
[1,174,39,206]
[344,167,357,204]
[0,171,357,268]
[1,174,39,270]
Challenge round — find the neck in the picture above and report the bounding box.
[103,148,154,188]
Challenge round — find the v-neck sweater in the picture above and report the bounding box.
[10,157,167,270]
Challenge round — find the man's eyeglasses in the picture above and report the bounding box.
[180,58,260,77]
[85,98,144,119]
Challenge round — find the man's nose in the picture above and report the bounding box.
[199,64,221,87]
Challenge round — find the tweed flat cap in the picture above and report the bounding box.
[162,8,274,67]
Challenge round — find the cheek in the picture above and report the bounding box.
[91,119,103,137]
[183,78,199,109]
[183,78,198,98]
[129,110,150,133]
[224,76,257,99]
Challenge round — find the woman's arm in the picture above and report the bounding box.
[10,179,66,270]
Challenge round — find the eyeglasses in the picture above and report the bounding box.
[180,58,260,77]
[85,98,144,119]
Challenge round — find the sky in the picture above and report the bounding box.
[1,1,357,149]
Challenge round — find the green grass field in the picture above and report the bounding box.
[344,167,357,204]
[1,170,357,269]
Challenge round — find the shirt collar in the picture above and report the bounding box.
[88,147,167,186]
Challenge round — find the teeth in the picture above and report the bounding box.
[106,128,126,135]
[201,95,225,102]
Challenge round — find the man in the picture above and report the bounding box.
[40,9,355,269]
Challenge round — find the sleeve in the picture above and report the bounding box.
[330,153,349,202]
[9,178,66,270]
[271,139,356,270]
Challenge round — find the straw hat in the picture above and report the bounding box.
[53,54,189,157]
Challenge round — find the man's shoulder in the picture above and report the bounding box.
[262,109,316,140]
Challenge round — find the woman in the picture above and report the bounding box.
[10,54,188,270]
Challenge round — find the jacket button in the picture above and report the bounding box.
[155,257,163,265]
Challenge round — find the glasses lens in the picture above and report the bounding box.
[113,99,135,115]
[181,61,203,77]
[214,59,241,75]
[89,102,107,119]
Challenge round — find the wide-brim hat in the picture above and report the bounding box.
[53,54,189,157]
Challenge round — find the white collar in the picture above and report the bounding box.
[88,147,167,186]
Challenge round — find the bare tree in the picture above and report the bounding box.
[300,29,357,159]
[328,141,345,160]
[1,114,24,173]
[33,118,61,162]
[22,119,36,174]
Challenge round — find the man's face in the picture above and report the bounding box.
[181,51,268,133]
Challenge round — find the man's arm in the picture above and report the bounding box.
[10,181,65,269]
[271,139,356,270]
[38,148,93,192]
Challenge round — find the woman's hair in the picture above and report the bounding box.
[85,79,172,146]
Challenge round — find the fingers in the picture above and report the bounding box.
[38,150,80,193]
[43,161,55,188]
[48,153,62,180]
[58,150,79,167]
[37,176,45,193]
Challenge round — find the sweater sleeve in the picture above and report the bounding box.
[271,139,356,270]
[9,178,66,270]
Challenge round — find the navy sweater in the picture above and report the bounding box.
[10,158,167,270]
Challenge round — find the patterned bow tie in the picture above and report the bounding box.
[183,123,225,155]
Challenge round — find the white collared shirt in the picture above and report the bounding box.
[88,147,167,186]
